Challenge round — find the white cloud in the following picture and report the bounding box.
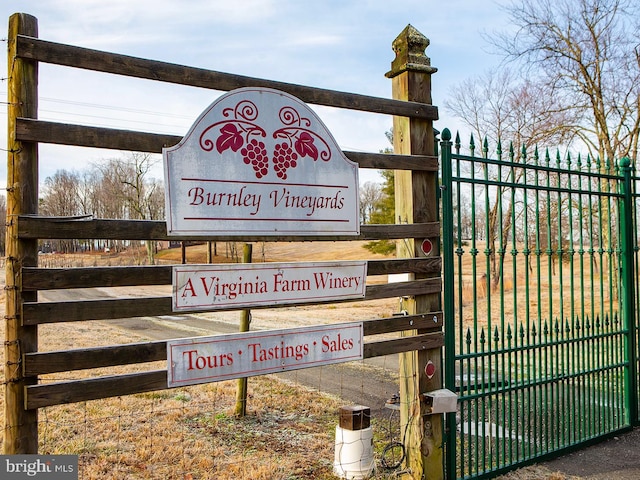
[1,0,511,192]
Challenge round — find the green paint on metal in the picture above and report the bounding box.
[441,132,635,479]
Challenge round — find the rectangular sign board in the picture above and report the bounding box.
[173,260,367,311]
[167,322,363,387]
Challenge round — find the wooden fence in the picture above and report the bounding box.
[6,13,444,479]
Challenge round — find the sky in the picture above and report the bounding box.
[1,0,511,191]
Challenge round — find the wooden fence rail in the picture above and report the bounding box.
[15,118,439,171]
[17,216,440,242]
[25,313,444,409]
[15,35,438,120]
[25,313,444,377]
[23,278,442,325]
[22,257,442,290]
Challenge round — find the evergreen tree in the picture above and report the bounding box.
[364,169,396,255]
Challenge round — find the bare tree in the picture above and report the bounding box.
[445,68,578,149]
[97,153,163,263]
[93,164,128,220]
[359,181,383,224]
[40,170,83,252]
[40,170,81,217]
[492,0,640,165]
[446,69,577,285]
[488,0,639,290]
[39,155,165,259]
[77,170,99,216]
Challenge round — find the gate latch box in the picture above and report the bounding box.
[423,389,458,414]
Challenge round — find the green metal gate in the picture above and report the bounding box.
[439,128,637,479]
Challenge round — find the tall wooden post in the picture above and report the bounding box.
[5,13,39,454]
[386,25,442,479]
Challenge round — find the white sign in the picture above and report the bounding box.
[167,322,363,387]
[173,260,367,312]
[163,87,359,236]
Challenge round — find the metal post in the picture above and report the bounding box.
[619,158,638,424]
[439,129,457,477]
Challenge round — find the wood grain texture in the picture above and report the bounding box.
[388,25,443,480]
[22,257,441,290]
[24,331,443,409]
[24,312,443,376]
[15,118,439,171]
[5,13,39,454]
[26,370,168,409]
[22,279,441,325]
[16,35,438,120]
[17,215,440,241]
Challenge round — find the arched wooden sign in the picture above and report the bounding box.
[164,87,360,236]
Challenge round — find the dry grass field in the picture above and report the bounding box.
[452,240,618,334]
[0,243,585,479]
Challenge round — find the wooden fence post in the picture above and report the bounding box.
[234,243,253,417]
[386,25,442,479]
[5,13,39,454]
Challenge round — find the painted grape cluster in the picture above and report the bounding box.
[199,100,331,180]
[272,142,299,180]
[241,139,269,179]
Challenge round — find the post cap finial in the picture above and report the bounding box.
[386,24,437,78]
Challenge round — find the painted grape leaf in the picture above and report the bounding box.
[216,123,243,153]
[294,132,319,160]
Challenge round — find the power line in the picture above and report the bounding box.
[39,96,196,120]
[38,108,189,131]
[0,91,196,133]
